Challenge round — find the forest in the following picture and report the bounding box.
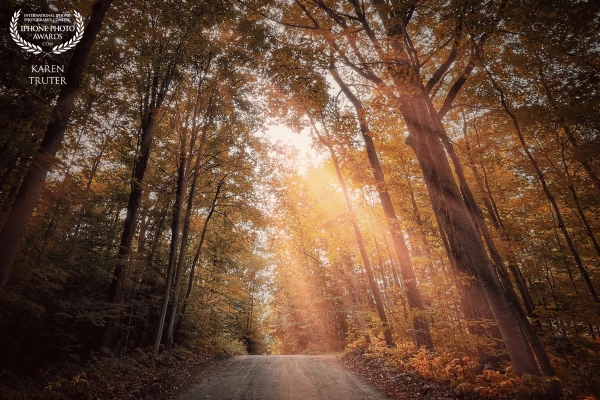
[0,0,599,398]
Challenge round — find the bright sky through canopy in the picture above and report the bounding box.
[262,123,324,170]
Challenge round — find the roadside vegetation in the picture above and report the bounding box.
[1,0,599,399]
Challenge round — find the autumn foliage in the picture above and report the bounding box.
[0,0,599,398]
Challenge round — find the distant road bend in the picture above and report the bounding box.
[179,355,390,400]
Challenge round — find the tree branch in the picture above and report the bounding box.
[437,59,475,119]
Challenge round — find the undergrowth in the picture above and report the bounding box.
[345,338,599,400]
[0,342,245,400]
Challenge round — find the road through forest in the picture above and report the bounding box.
[178,355,390,400]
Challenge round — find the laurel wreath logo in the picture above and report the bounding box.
[10,10,42,54]
[51,12,84,54]
[10,9,84,55]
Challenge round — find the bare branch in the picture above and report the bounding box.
[437,59,475,119]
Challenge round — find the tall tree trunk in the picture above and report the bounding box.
[153,130,188,353]
[400,91,542,375]
[165,117,209,348]
[107,74,173,303]
[462,125,536,316]
[312,123,396,347]
[485,67,599,304]
[0,0,114,290]
[438,113,554,374]
[104,58,178,347]
[347,4,540,369]
[177,176,225,332]
[329,67,433,349]
[165,91,214,345]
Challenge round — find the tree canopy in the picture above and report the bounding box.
[0,0,599,398]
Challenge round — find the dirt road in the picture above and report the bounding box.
[178,355,390,400]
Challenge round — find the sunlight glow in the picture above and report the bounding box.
[264,124,312,152]
[261,123,325,170]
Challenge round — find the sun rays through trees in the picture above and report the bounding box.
[0,0,599,398]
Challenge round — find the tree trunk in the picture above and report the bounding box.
[437,114,553,374]
[400,90,542,375]
[462,126,536,316]
[0,0,114,290]
[165,118,207,348]
[107,77,173,303]
[329,67,433,349]
[165,93,214,346]
[177,177,225,332]
[104,58,178,348]
[485,67,599,304]
[312,123,395,347]
[153,131,188,353]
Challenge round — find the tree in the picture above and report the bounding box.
[104,0,183,345]
[258,0,553,375]
[0,0,114,290]
[311,118,394,347]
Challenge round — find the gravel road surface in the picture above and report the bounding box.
[178,355,390,400]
